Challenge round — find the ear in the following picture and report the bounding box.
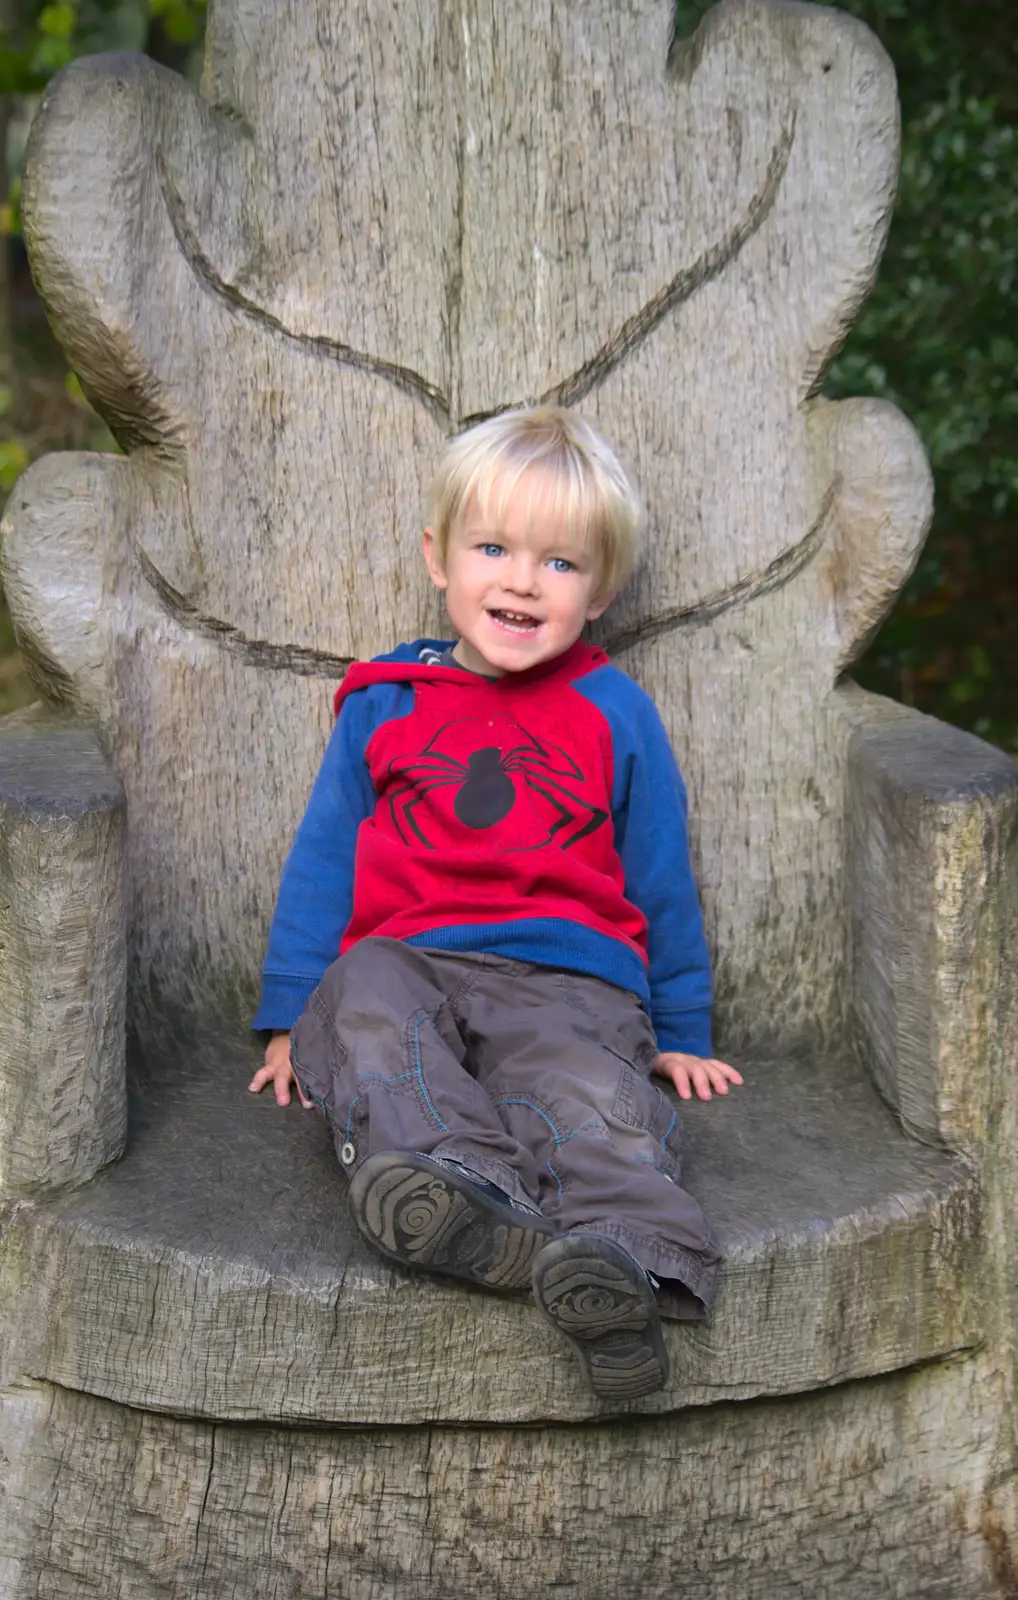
[585,589,615,623]
[422,528,448,591]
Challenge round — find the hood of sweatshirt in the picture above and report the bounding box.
[333,637,609,717]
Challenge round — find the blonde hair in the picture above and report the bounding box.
[426,407,642,600]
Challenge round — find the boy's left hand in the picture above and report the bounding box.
[652,1052,744,1101]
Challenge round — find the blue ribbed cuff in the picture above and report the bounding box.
[652,1006,714,1058]
[252,973,320,1032]
[404,918,650,1001]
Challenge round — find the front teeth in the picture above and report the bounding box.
[493,610,537,626]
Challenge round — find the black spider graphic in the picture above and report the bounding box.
[385,718,608,851]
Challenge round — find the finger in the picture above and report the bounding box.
[296,1085,314,1110]
[248,1065,275,1093]
[275,1073,292,1106]
[668,1064,693,1100]
[689,1061,715,1101]
[706,1059,744,1091]
[704,1061,730,1095]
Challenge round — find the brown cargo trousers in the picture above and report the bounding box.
[291,937,720,1319]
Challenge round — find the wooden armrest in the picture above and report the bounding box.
[847,704,1018,1153]
[0,708,126,1196]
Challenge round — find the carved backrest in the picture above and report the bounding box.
[3,0,931,1052]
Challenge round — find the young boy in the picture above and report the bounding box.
[250,407,741,1401]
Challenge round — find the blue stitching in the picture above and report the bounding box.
[411,1011,449,1132]
[493,1095,563,1143]
[492,1103,606,1191]
[344,1095,360,1139]
[555,1116,602,1147]
[292,1071,328,1114]
[344,1011,452,1135]
[493,1094,565,1193]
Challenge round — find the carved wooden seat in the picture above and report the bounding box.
[0,2,1015,1594]
[0,999,983,1427]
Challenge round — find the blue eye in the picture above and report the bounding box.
[482,542,504,558]
[549,557,574,574]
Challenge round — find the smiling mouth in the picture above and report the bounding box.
[488,609,541,633]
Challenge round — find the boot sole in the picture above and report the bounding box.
[532,1234,670,1400]
[349,1151,555,1292]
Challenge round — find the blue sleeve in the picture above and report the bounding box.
[252,687,398,1031]
[576,668,714,1056]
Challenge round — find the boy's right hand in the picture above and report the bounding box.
[248,1031,314,1108]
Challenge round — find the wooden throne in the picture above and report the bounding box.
[0,1,1015,1593]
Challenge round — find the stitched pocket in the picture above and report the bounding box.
[612,1061,683,1180]
[557,973,659,1065]
[290,988,348,1120]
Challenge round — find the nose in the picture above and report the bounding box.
[503,552,539,594]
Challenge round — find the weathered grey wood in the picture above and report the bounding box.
[3,0,931,1055]
[837,686,1018,1509]
[2,1355,1016,1600]
[1,453,329,1037]
[847,708,1018,1149]
[0,708,126,1196]
[0,0,1015,1592]
[0,1026,980,1425]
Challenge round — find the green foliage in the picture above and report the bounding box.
[0,172,17,235]
[824,8,1018,749]
[0,0,203,95]
[147,0,202,46]
[675,0,1018,749]
[673,0,1018,534]
[0,591,33,713]
[828,86,1017,522]
[0,0,1013,746]
[0,434,27,487]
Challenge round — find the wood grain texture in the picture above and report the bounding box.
[1,454,333,1036]
[0,708,126,1196]
[846,705,1018,1151]
[1,1356,1015,1599]
[838,682,1018,1487]
[4,0,931,1054]
[0,1026,980,1425]
[1,1,1015,1586]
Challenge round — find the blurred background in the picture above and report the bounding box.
[0,0,1015,753]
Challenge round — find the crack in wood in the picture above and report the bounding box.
[194,1422,215,1566]
[136,548,355,678]
[136,481,833,674]
[602,480,837,657]
[156,111,795,430]
[533,112,796,417]
[145,104,799,670]
[155,152,451,432]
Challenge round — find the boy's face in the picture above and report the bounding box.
[422,468,612,677]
